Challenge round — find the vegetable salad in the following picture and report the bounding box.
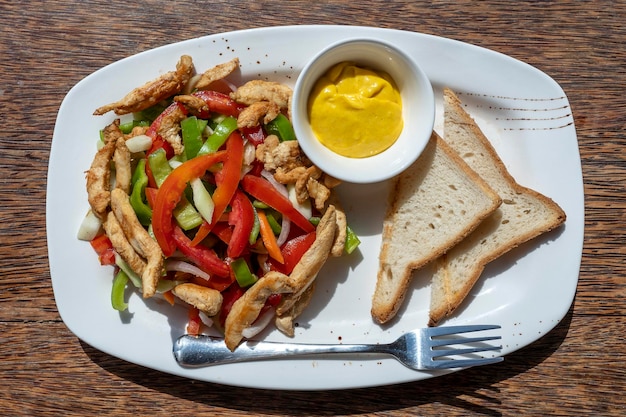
[78,55,359,350]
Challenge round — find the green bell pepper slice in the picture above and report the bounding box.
[252,200,270,210]
[265,113,296,142]
[344,225,361,255]
[130,159,152,226]
[181,116,208,160]
[134,101,171,123]
[265,211,282,235]
[119,120,150,134]
[173,200,203,231]
[231,258,258,288]
[197,116,238,155]
[249,206,261,245]
[309,217,360,255]
[111,269,129,312]
[147,148,172,188]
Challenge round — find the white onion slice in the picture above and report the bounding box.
[257,253,271,275]
[241,164,253,177]
[169,160,183,169]
[77,209,102,241]
[261,169,289,197]
[165,260,211,281]
[222,78,238,93]
[241,307,275,339]
[190,178,215,222]
[243,142,256,166]
[125,134,152,153]
[198,311,214,328]
[287,183,313,219]
[184,73,203,94]
[276,217,291,247]
[241,142,257,177]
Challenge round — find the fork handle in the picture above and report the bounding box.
[174,335,382,367]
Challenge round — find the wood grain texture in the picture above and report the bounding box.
[1,0,624,415]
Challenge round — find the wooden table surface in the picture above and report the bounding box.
[1,1,624,415]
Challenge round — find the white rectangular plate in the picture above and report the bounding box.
[47,25,584,390]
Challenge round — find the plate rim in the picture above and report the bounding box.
[46,24,584,390]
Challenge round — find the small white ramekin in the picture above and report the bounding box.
[292,38,435,184]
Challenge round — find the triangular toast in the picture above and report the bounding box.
[372,131,501,324]
[428,89,566,326]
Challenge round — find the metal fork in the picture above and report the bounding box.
[173,324,503,370]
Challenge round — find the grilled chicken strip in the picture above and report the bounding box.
[224,271,294,351]
[102,211,147,275]
[194,57,239,90]
[237,101,281,129]
[230,80,292,110]
[113,136,132,194]
[86,121,121,219]
[154,103,187,155]
[172,283,223,316]
[276,205,338,315]
[110,188,164,298]
[93,55,194,116]
[274,282,316,337]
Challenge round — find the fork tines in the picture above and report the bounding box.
[425,324,503,369]
[426,324,502,337]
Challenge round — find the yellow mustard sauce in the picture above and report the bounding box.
[308,61,403,158]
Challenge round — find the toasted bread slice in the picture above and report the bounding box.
[372,131,501,324]
[428,89,567,326]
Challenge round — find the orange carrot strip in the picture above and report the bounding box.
[257,210,284,264]
[190,220,212,246]
[162,290,176,306]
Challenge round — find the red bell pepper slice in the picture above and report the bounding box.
[257,292,283,319]
[172,226,230,278]
[219,284,245,327]
[240,174,315,233]
[146,134,175,160]
[270,231,316,275]
[211,222,233,245]
[227,190,255,258]
[248,159,265,177]
[186,306,201,336]
[144,187,158,208]
[241,125,266,146]
[190,218,226,247]
[266,293,282,307]
[188,131,244,246]
[249,291,284,325]
[90,234,116,266]
[191,90,245,118]
[152,150,227,256]
[211,130,245,224]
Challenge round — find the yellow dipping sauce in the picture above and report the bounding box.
[308,61,403,158]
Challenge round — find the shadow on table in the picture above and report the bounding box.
[83,302,573,417]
